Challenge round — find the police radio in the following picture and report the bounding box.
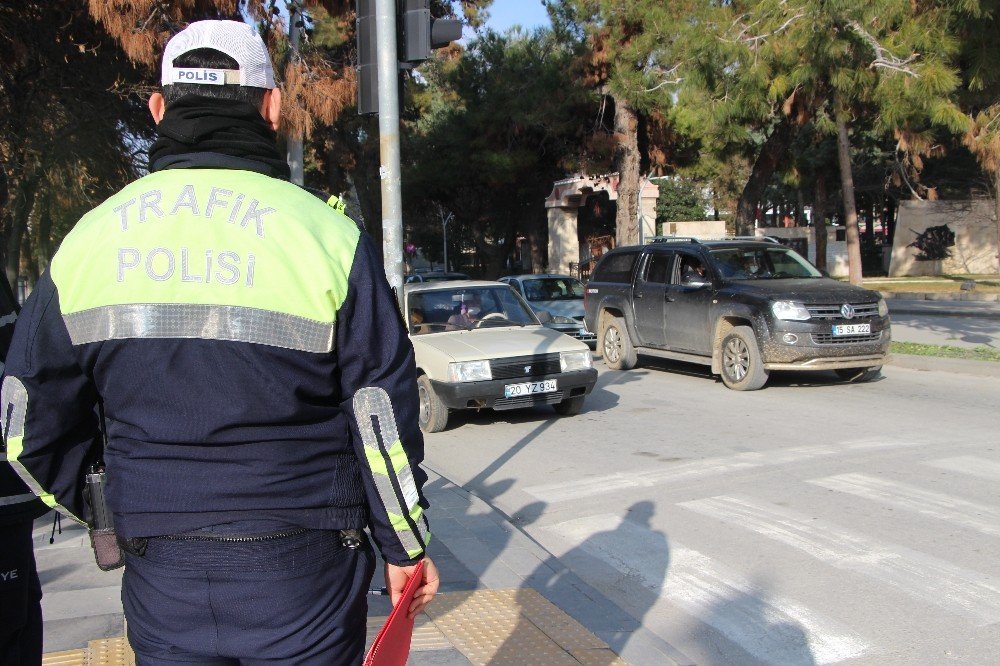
[85,464,124,571]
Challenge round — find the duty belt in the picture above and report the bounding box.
[118,528,366,556]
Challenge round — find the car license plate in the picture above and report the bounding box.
[832,323,871,336]
[504,379,557,398]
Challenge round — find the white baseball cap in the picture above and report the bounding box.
[162,20,276,89]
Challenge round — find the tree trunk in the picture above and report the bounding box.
[526,222,545,273]
[994,170,1000,274]
[735,120,795,235]
[835,99,863,286]
[612,95,640,247]
[814,173,828,272]
[5,173,39,288]
[35,192,52,277]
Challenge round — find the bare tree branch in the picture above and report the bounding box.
[847,21,920,76]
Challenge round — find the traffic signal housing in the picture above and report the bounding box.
[356,0,379,115]
[401,0,462,63]
[356,0,463,115]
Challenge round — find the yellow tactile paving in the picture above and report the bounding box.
[40,649,87,666]
[424,589,628,666]
[87,637,135,665]
[44,589,627,666]
[366,614,452,651]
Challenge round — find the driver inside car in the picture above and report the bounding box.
[447,302,475,328]
[681,258,708,285]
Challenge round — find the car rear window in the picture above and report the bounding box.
[592,251,640,283]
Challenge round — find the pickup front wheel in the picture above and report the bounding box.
[720,326,768,391]
[602,316,637,370]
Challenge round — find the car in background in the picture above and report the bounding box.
[498,274,596,344]
[405,280,598,432]
[405,271,471,283]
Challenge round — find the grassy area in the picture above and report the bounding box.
[891,341,1000,362]
[863,275,1000,294]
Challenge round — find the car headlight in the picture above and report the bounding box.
[551,315,576,325]
[560,350,593,372]
[771,300,811,321]
[447,360,492,383]
[877,298,889,317]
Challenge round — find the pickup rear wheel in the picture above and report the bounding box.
[417,375,449,433]
[602,316,637,370]
[720,326,768,391]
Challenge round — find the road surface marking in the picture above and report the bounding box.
[809,473,1000,537]
[547,513,869,664]
[679,495,1000,626]
[925,456,1000,482]
[525,438,925,503]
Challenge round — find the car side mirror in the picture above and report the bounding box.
[683,278,712,289]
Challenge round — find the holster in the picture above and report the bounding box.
[89,527,125,571]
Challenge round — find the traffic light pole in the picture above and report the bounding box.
[286,2,304,186]
[374,0,404,305]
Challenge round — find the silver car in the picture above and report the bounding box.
[498,274,596,344]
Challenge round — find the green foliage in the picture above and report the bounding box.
[655,178,710,223]
[402,27,598,275]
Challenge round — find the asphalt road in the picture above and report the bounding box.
[423,359,1000,665]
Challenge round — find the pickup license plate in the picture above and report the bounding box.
[832,323,871,336]
[504,379,557,398]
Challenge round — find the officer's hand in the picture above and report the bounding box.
[385,555,440,619]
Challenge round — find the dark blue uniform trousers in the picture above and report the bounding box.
[0,520,43,666]
[122,530,376,665]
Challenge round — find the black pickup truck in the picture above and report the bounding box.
[583,238,891,390]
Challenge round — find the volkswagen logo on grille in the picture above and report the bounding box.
[524,365,532,374]
[841,304,855,319]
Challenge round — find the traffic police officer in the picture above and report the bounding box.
[0,271,46,666]
[3,20,437,664]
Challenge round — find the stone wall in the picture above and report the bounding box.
[656,220,728,239]
[547,207,579,275]
[889,199,999,276]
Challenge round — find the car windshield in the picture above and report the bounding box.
[521,277,585,302]
[709,247,821,280]
[407,286,539,334]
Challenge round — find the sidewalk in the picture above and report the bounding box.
[884,297,1000,319]
[38,468,689,665]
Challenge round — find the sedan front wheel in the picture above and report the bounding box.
[417,375,449,433]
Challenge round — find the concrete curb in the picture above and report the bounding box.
[888,306,1000,319]
[879,290,1000,303]
[888,353,1000,378]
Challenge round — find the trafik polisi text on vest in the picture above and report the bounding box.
[112,185,274,288]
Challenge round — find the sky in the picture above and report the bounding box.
[484,0,551,32]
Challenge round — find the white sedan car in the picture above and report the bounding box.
[405,281,598,433]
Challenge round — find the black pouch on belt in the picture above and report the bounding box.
[85,468,124,571]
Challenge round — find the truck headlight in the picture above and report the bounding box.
[551,315,576,324]
[448,360,492,382]
[878,298,889,317]
[560,350,593,372]
[771,300,811,321]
